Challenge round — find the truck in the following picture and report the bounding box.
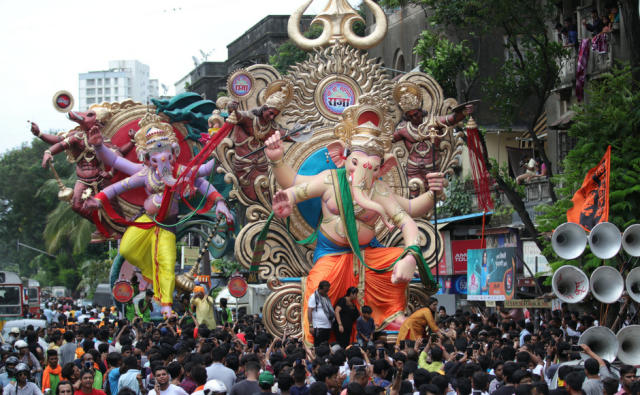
[23,278,40,318]
[0,271,25,326]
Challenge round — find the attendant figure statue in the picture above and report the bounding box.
[226,80,293,201]
[392,82,472,197]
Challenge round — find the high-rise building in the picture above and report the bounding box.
[78,60,159,110]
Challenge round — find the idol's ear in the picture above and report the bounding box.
[327,141,347,168]
[379,155,398,177]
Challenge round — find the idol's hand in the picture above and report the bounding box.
[30,122,41,136]
[391,254,416,284]
[273,190,293,218]
[265,130,284,162]
[83,197,102,212]
[215,200,234,224]
[87,125,104,147]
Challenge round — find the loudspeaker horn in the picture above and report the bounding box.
[616,325,640,365]
[589,222,622,260]
[622,224,640,257]
[552,223,587,260]
[578,326,619,363]
[552,265,589,303]
[590,266,624,304]
[625,267,640,303]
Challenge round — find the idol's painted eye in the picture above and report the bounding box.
[352,158,358,166]
[374,166,380,172]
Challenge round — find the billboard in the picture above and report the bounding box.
[451,239,484,274]
[434,275,468,295]
[467,247,517,301]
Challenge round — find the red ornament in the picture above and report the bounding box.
[228,276,248,298]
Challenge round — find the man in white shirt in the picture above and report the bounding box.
[148,366,188,395]
[307,280,334,347]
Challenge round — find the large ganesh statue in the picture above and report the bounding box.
[213,0,468,341]
[32,94,236,311]
[265,96,445,341]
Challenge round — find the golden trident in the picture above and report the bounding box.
[288,0,388,50]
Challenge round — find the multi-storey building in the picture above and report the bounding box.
[78,60,158,110]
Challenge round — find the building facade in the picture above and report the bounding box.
[184,15,313,99]
[78,60,159,110]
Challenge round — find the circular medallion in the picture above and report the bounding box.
[52,90,74,113]
[112,281,134,303]
[227,69,256,100]
[322,81,355,115]
[228,276,248,298]
[315,76,361,121]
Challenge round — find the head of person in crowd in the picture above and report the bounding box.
[318,280,330,297]
[55,380,74,395]
[79,369,95,393]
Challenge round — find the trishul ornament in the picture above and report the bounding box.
[288,0,387,50]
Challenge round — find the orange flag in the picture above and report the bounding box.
[566,145,611,231]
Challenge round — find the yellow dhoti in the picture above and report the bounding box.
[119,215,176,306]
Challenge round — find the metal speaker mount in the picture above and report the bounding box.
[622,224,640,257]
[626,267,640,303]
[552,223,587,260]
[617,325,640,365]
[578,326,619,363]
[590,266,624,304]
[589,222,622,260]
[552,265,590,303]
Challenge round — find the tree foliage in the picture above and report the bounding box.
[0,139,73,277]
[405,0,570,247]
[414,31,478,100]
[536,66,640,273]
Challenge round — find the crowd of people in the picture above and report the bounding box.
[0,289,638,395]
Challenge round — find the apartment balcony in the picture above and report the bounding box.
[556,32,615,90]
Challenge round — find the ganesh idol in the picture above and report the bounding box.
[83,113,233,314]
[264,96,445,343]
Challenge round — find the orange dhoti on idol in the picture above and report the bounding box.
[302,240,408,344]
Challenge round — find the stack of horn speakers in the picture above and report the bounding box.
[551,222,640,365]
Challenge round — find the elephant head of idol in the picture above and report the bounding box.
[327,99,397,230]
[135,114,180,187]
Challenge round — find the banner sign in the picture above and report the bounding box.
[434,275,468,295]
[467,247,517,301]
[451,239,483,274]
[504,299,552,309]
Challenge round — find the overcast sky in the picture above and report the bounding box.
[0,0,347,153]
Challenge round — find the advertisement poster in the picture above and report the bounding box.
[434,275,468,295]
[467,247,517,301]
[451,239,484,274]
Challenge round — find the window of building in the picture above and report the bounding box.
[97,88,102,94]
[114,77,118,84]
[87,98,95,105]
[104,88,110,94]
[97,97,102,102]
[97,78,102,84]
[114,87,118,94]
[86,79,95,86]
[104,78,110,84]
[105,97,110,101]
[86,88,95,95]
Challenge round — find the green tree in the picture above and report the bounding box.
[536,66,640,272]
[0,138,73,277]
[398,0,570,248]
[414,31,479,100]
[270,24,324,75]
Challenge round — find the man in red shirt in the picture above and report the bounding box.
[74,370,105,395]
